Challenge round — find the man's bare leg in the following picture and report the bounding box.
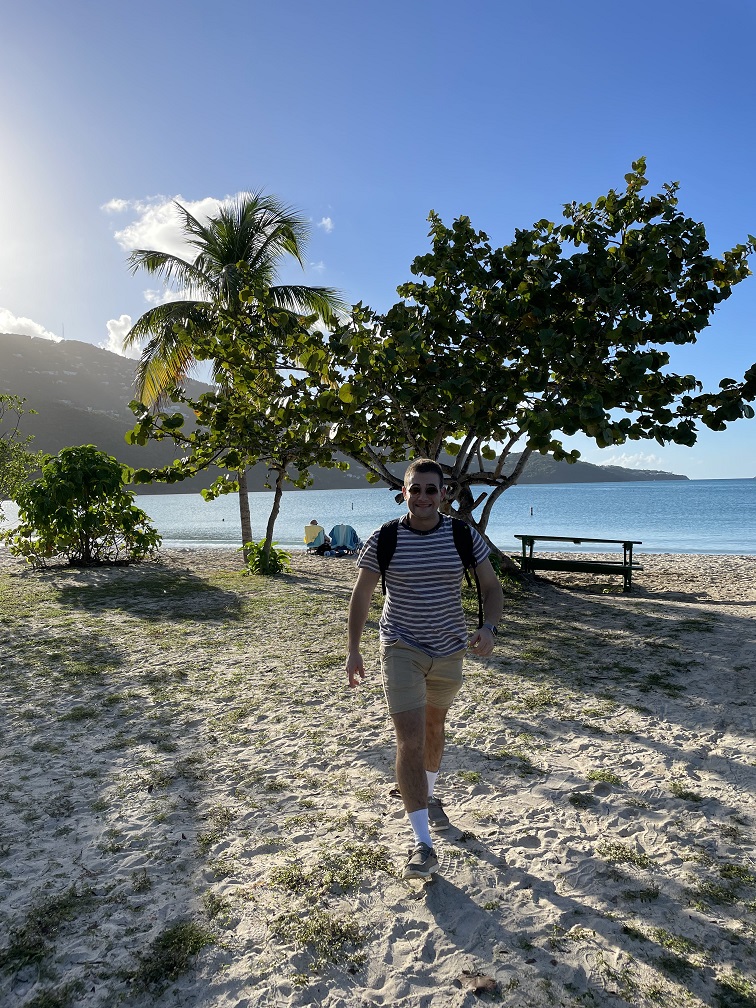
[392,705,437,870]
[424,703,448,773]
[391,707,427,812]
[423,703,452,830]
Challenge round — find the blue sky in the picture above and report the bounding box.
[1,0,754,478]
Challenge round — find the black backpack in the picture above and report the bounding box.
[376,517,484,628]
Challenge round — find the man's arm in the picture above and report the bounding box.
[468,558,504,657]
[346,568,381,686]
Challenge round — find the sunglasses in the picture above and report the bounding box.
[407,485,441,495]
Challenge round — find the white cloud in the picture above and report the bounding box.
[100,314,141,359]
[599,451,664,470]
[101,198,130,213]
[143,287,190,306]
[109,193,329,305]
[111,195,224,258]
[0,308,61,341]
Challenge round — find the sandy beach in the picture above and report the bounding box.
[0,545,754,1007]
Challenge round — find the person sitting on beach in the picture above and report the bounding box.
[345,458,503,880]
[328,523,363,556]
[304,519,331,556]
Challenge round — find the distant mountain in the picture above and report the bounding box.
[0,331,219,490]
[1,331,688,491]
[331,452,688,489]
[503,452,688,484]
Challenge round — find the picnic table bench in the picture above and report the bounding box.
[514,535,643,592]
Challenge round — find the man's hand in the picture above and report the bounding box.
[468,626,495,658]
[346,650,367,687]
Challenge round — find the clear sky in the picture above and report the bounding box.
[1,0,754,478]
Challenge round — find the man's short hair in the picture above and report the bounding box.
[404,458,444,487]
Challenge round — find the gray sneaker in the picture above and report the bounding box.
[403,842,439,879]
[427,796,451,831]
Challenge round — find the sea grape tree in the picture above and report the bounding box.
[4,445,161,566]
[123,162,756,559]
[310,159,755,541]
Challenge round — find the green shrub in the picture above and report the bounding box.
[3,445,161,566]
[241,539,292,575]
[0,393,46,510]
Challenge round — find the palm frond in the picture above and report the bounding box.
[269,284,349,325]
[214,192,308,274]
[127,249,211,298]
[127,188,346,400]
[171,201,218,252]
[244,207,307,271]
[126,300,217,407]
[134,334,206,408]
[123,300,210,348]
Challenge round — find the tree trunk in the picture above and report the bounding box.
[453,481,522,577]
[480,535,522,576]
[238,469,253,563]
[263,467,286,565]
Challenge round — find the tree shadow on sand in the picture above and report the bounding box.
[418,842,749,1007]
[53,567,245,622]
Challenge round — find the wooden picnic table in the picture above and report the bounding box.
[514,534,643,592]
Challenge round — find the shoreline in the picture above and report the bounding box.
[4,478,756,559]
[1,546,754,1007]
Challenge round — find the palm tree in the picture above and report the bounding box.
[124,191,345,550]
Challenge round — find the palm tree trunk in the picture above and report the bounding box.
[263,467,286,564]
[238,469,253,562]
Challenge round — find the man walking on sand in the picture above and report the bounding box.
[346,459,503,879]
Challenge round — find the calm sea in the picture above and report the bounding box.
[6,480,750,554]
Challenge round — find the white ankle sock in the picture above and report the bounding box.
[408,808,433,847]
[426,770,439,798]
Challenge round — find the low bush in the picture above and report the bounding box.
[3,445,161,566]
[241,539,292,575]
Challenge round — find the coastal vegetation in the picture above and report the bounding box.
[0,334,696,490]
[123,191,346,561]
[6,164,752,568]
[0,394,45,511]
[240,538,292,575]
[125,161,756,558]
[3,445,161,566]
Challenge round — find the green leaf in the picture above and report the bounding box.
[338,384,354,403]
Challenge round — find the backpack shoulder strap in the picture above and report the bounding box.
[451,518,475,574]
[451,518,484,628]
[376,518,401,595]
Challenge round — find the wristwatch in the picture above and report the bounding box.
[483,623,499,636]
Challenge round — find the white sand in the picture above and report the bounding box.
[0,547,754,1007]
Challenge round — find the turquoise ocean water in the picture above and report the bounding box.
[7,480,751,554]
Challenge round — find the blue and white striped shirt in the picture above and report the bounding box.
[358,515,490,657]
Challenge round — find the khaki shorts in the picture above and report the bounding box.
[380,640,465,715]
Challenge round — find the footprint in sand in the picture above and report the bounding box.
[511,833,542,849]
